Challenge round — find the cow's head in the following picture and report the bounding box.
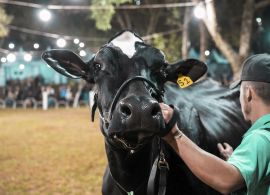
[42,30,207,152]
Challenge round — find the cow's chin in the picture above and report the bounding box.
[106,114,163,152]
[109,130,155,152]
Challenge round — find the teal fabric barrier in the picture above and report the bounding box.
[0,48,68,86]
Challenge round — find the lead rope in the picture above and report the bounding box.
[147,138,169,195]
[147,106,179,195]
[109,170,148,195]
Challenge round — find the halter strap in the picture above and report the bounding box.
[91,76,164,127]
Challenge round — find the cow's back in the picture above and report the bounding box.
[162,78,249,194]
[164,78,249,151]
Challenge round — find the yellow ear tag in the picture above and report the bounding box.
[177,74,193,88]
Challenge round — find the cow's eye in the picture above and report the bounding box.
[94,63,102,71]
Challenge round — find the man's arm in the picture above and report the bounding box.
[160,103,245,194]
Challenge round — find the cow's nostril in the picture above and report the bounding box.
[151,105,160,116]
[120,105,132,117]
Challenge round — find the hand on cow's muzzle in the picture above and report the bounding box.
[159,103,179,137]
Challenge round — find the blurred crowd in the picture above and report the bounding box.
[0,76,94,109]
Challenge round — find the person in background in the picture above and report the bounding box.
[41,86,49,110]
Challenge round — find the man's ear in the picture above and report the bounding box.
[246,87,252,102]
[42,49,93,81]
[165,59,207,88]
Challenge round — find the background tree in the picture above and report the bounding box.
[200,0,254,77]
[0,6,12,39]
[90,0,132,31]
[191,0,270,78]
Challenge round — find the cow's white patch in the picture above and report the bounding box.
[110,31,143,58]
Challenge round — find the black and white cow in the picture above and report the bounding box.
[42,30,249,195]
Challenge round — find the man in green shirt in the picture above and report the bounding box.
[160,54,270,194]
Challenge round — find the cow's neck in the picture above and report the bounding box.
[105,137,159,194]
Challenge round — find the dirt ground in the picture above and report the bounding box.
[0,108,106,195]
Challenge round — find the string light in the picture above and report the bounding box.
[8,43,15,49]
[1,57,7,63]
[33,43,40,49]
[194,4,206,19]
[256,17,262,23]
[19,64,25,70]
[73,38,80,44]
[24,53,32,62]
[56,38,67,48]
[38,9,52,22]
[256,17,262,26]
[79,42,85,48]
[204,50,210,56]
[134,0,141,6]
[79,50,86,57]
[7,53,16,62]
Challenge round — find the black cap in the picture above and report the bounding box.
[230,53,270,89]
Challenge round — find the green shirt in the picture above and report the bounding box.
[228,114,270,195]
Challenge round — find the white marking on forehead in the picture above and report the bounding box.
[110,31,143,58]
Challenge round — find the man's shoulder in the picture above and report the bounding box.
[249,127,270,142]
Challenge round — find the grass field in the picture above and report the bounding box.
[0,108,107,195]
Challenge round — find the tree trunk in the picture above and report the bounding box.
[146,10,162,35]
[145,0,162,35]
[239,0,254,62]
[255,0,270,10]
[116,13,127,29]
[182,6,191,59]
[192,0,255,79]
[123,10,132,29]
[201,0,240,74]
[199,21,207,62]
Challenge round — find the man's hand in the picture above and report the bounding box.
[217,142,234,161]
[159,103,174,123]
[159,103,180,143]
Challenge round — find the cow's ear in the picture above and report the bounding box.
[165,59,207,88]
[42,49,91,80]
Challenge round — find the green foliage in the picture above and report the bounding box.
[151,7,183,62]
[165,8,182,28]
[90,0,132,31]
[0,7,13,37]
[152,33,182,63]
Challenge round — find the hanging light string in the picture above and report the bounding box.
[143,28,182,41]
[0,27,182,55]
[48,2,197,10]
[0,0,196,55]
[0,0,198,10]
[8,25,181,42]
[0,48,9,54]
[8,25,108,42]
